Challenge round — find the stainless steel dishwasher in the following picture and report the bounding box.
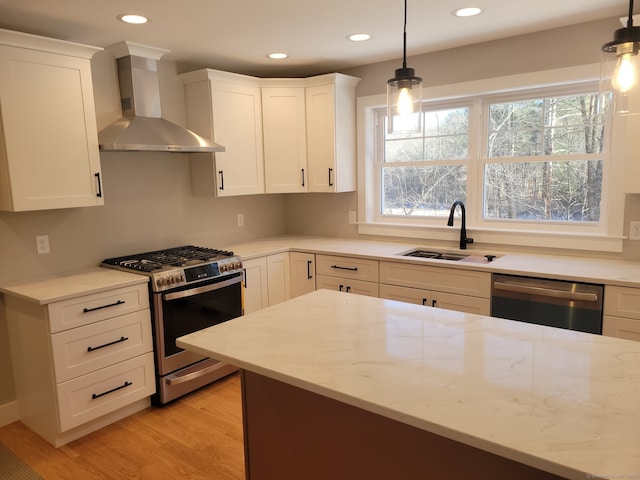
[491,274,604,334]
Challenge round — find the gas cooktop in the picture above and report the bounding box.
[101,245,243,292]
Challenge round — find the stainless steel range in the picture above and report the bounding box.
[102,245,243,404]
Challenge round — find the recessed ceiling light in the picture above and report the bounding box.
[118,14,148,24]
[348,33,371,42]
[454,7,482,17]
[268,53,288,60]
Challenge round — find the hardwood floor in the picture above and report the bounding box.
[0,373,245,480]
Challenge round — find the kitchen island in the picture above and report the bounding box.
[177,289,640,480]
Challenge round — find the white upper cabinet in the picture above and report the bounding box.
[306,74,360,193]
[181,69,265,197]
[0,29,103,211]
[262,81,308,193]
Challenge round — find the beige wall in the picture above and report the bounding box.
[2,15,640,411]
[285,16,640,260]
[0,51,286,407]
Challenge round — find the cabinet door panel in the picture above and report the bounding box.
[290,252,316,299]
[212,80,265,196]
[51,309,153,382]
[316,255,379,282]
[267,253,291,306]
[603,315,640,341]
[243,257,268,314]
[0,45,102,211]
[379,284,430,306]
[316,275,378,298]
[432,292,490,316]
[263,87,307,193]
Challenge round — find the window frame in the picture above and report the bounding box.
[356,64,625,253]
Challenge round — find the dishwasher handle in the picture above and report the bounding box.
[492,280,599,302]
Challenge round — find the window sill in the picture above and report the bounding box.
[357,222,624,253]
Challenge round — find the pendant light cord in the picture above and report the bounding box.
[402,0,408,69]
[628,0,635,28]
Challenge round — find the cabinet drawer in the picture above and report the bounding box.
[316,255,379,282]
[48,283,150,333]
[379,284,430,306]
[604,286,640,320]
[316,275,378,297]
[603,315,640,341]
[380,262,490,298]
[56,352,155,432]
[51,309,153,383]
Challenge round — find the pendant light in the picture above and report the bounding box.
[387,0,422,133]
[601,0,640,114]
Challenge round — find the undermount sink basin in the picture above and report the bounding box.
[399,249,499,263]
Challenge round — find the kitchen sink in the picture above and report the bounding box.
[402,250,469,261]
[399,249,499,263]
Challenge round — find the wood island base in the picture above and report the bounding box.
[241,370,565,480]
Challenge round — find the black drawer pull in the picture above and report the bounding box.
[339,284,344,292]
[92,381,132,400]
[83,300,125,313]
[346,286,351,293]
[87,336,129,352]
[307,260,313,280]
[330,265,358,271]
[432,299,437,307]
[422,298,427,306]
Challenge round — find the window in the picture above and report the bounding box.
[358,66,625,252]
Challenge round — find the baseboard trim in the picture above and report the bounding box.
[0,401,18,427]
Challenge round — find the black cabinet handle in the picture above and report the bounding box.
[243,268,247,288]
[307,260,313,279]
[83,300,125,313]
[92,381,132,400]
[432,299,437,307]
[346,286,351,293]
[330,265,358,272]
[87,336,129,352]
[422,298,427,306]
[339,284,344,292]
[95,172,102,198]
[328,168,333,186]
[301,168,305,187]
[218,170,224,190]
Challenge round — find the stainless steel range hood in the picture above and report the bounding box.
[99,42,224,153]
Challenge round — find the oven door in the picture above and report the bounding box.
[153,273,243,376]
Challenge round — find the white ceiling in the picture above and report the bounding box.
[0,0,630,77]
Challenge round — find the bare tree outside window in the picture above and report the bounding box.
[377,91,607,224]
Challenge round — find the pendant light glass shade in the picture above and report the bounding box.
[387,0,422,133]
[600,0,640,115]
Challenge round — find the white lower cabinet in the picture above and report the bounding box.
[289,252,316,298]
[315,254,379,297]
[4,279,155,447]
[603,285,640,341]
[379,261,491,315]
[242,253,291,313]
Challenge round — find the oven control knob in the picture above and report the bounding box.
[156,278,165,287]
[219,263,227,272]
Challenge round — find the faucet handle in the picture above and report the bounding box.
[465,237,474,245]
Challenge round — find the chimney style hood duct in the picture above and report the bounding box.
[98,42,224,153]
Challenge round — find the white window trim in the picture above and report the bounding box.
[356,64,626,253]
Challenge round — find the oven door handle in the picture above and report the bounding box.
[492,281,599,302]
[163,275,242,301]
[166,361,236,386]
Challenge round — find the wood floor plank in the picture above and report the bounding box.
[0,373,245,480]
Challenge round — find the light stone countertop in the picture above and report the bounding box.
[177,289,640,480]
[0,267,149,304]
[219,234,640,287]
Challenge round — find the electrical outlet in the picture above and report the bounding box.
[630,221,640,240]
[237,213,245,227]
[348,211,357,224]
[36,235,50,254]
